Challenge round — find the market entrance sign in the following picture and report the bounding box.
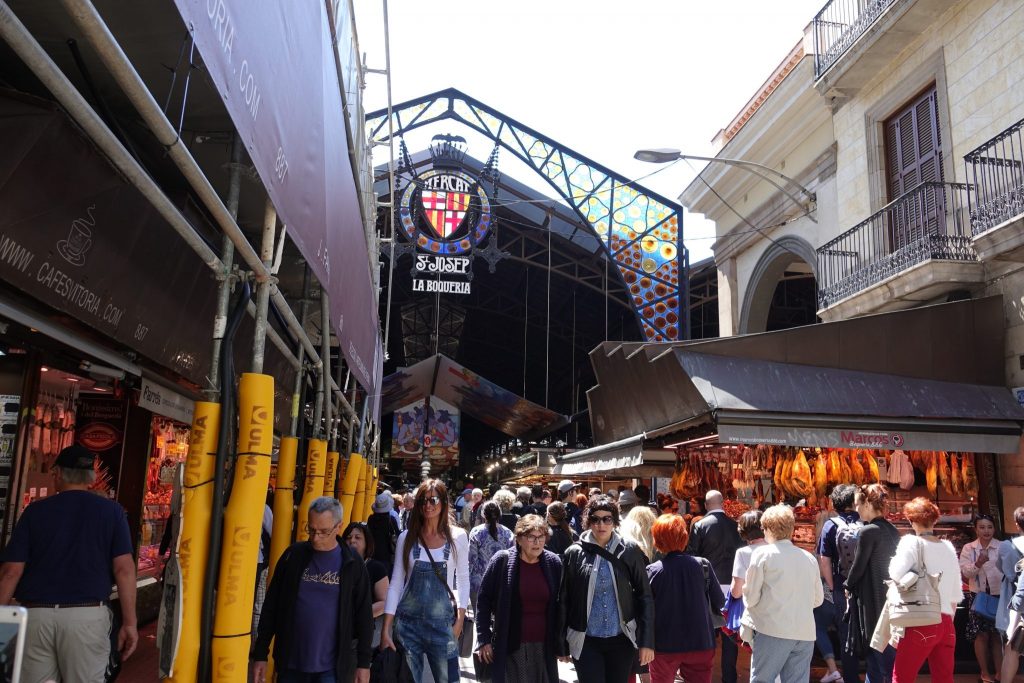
[395,135,500,295]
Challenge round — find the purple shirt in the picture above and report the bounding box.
[288,545,342,672]
[519,560,549,643]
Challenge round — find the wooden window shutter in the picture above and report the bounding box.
[885,86,943,201]
[884,86,943,249]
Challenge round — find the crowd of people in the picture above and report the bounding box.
[5,447,1023,683]
[243,477,1024,683]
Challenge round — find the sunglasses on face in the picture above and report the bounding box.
[419,495,442,507]
[589,514,614,525]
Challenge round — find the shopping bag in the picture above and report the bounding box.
[886,538,942,628]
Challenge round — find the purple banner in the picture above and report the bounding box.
[173,0,382,413]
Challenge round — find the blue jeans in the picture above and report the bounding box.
[814,599,837,659]
[750,632,815,683]
[277,671,336,683]
[395,544,457,683]
[866,644,896,683]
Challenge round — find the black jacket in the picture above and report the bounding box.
[558,533,655,654]
[845,518,900,644]
[253,539,373,678]
[476,548,563,683]
[686,510,743,584]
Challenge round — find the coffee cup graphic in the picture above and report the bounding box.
[57,206,96,266]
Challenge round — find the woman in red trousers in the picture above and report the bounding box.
[886,498,962,683]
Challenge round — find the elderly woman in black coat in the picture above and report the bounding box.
[475,514,563,683]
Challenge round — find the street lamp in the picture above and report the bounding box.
[634,148,816,217]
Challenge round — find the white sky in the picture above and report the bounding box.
[353,0,826,262]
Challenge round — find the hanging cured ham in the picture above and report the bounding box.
[865,450,880,483]
[791,450,813,498]
[926,456,938,498]
[949,453,964,496]
[814,455,828,497]
[963,453,979,497]
[827,449,841,485]
[849,450,866,485]
[937,452,951,492]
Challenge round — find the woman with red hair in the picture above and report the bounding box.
[645,514,724,683]
[886,497,962,683]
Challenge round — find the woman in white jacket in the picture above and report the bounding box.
[887,497,962,683]
[381,479,470,683]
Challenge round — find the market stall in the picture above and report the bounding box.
[664,443,983,551]
[557,298,1024,546]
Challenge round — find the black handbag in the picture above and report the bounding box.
[473,651,493,682]
[459,614,475,658]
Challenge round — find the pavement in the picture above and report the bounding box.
[118,621,994,682]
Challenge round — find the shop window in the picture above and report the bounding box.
[884,86,944,250]
[137,418,190,578]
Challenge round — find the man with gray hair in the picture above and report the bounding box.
[0,444,138,681]
[253,496,373,683]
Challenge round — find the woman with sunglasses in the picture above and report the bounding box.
[475,514,563,683]
[381,480,470,683]
[558,495,655,683]
[342,522,390,648]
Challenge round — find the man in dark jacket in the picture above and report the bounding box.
[686,489,743,683]
[253,496,373,683]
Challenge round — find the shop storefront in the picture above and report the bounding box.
[564,296,1022,526]
[0,319,197,586]
[558,296,1024,666]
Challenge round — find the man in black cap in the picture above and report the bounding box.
[0,444,138,682]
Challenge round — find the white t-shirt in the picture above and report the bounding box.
[732,541,766,580]
[888,534,962,615]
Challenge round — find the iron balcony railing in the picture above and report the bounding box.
[813,0,898,79]
[965,117,1024,235]
[816,182,975,309]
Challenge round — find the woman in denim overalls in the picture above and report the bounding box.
[382,480,470,682]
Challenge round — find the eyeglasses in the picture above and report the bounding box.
[522,534,547,544]
[588,515,615,526]
[419,496,442,507]
[309,526,337,538]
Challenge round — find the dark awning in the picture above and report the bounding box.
[578,297,1024,463]
[553,435,677,477]
[381,354,569,439]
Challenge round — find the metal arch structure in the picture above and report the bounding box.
[367,88,689,342]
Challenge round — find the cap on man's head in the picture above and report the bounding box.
[618,490,640,507]
[461,488,473,496]
[372,492,393,513]
[557,479,577,494]
[55,444,95,470]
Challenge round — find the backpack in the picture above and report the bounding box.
[832,516,863,579]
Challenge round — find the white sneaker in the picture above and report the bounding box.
[821,671,844,683]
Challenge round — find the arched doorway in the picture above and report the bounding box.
[739,236,820,334]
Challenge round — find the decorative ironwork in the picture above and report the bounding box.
[965,116,1024,235]
[816,182,976,308]
[813,0,898,79]
[366,88,686,341]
